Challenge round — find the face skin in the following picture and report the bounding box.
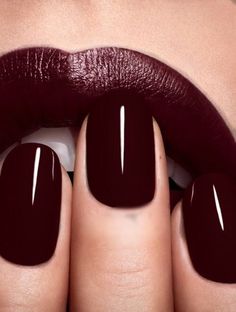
[0,1,235,311]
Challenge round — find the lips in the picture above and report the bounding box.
[0,47,235,206]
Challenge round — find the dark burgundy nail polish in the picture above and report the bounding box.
[0,143,61,266]
[183,172,236,283]
[86,91,155,207]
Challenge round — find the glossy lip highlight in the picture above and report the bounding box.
[0,46,235,185]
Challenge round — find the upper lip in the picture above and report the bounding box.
[0,46,235,179]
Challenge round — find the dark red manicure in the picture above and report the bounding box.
[0,143,61,266]
[86,91,155,207]
[183,173,236,283]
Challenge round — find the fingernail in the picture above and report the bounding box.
[183,172,236,283]
[86,92,155,207]
[0,143,61,265]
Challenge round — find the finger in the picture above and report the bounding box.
[172,173,236,312]
[70,96,173,312]
[0,143,71,312]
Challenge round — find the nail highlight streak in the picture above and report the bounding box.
[190,183,195,204]
[120,105,125,174]
[51,150,55,181]
[213,185,224,231]
[32,147,41,205]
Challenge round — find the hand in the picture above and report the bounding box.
[0,1,235,311]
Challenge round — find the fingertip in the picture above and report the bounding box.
[172,195,236,311]
[70,111,173,311]
[0,146,72,311]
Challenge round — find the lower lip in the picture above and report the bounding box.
[0,47,235,189]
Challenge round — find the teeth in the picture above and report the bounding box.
[167,156,192,188]
[21,127,76,171]
[0,143,19,173]
[0,130,192,188]
[166,156,175,177]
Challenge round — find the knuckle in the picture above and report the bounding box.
[104,266,150,299]
[91,247,153,299]
[0,303,34,312]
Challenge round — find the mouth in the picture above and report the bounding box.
[0,47,235,209]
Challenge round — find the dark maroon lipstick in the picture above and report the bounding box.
[0,47,234,271]
[0,47,235,200]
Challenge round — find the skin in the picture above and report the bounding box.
[0,1,235,311]
[71,120,172,311]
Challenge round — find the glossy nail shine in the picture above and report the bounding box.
[183,173,236,283]
[86,91,155,207]
[0,143,61,266]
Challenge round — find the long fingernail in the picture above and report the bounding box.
[0,143,61,265]
[86,91,155,207]
[183,172,236,283]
